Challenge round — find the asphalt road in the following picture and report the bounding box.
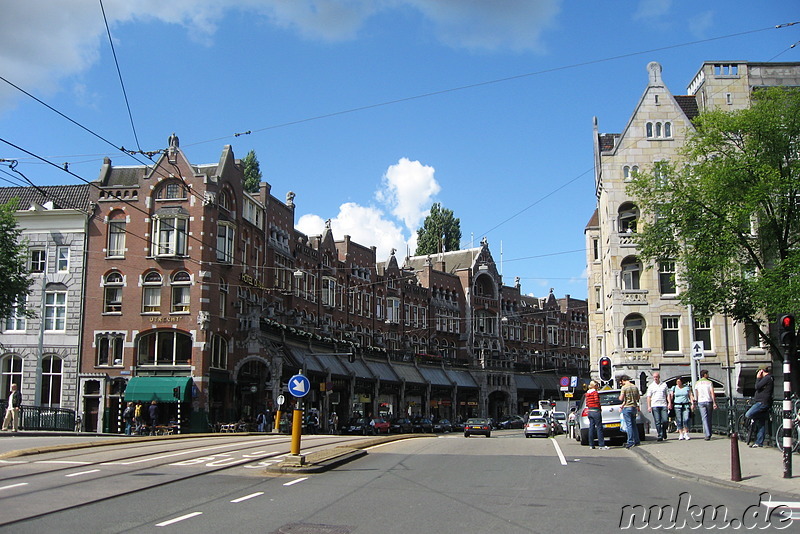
[1,431,794,533]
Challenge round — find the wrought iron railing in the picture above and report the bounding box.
[0,401,77,431]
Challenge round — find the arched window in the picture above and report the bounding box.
[621,256,641,290]
[1,354,23,396]
[655,122,662,137]
[96,332,124,366]
[618,202,639,233]
[103,272,124,313]
[137,330,192,366]
[41,355,62,407]
[664,122,672,137]
[171,271,191,313]
[646,122,653,138]
[155,181,187,200]
[142,271,162,313]
[624,315,645,349]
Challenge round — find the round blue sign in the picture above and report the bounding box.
[288,374,311,398]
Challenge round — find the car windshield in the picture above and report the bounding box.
[466,418,488,425]
[554,413,565,420]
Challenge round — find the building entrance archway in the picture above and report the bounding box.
[488,390,510,421]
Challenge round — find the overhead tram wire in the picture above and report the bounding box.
[182,24,788,150]
[99,0,143,153]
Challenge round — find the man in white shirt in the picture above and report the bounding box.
[646,372,671,441]
[694,369,717,440]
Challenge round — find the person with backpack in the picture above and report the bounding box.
[122,402,135,435]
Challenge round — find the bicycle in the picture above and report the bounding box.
[774,400,800,453]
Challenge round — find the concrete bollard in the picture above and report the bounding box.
[730,432,742,482]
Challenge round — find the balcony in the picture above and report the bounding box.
[618,289,649,305]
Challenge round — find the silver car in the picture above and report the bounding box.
[575,389,647,446]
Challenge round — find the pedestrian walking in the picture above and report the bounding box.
[645,372,670,441]
[585,381,608,449]
[693,369,717,440]
[134,402,144,434]
[618,375,641,449]
[329,412,339,434]
[148,401,159,435]
[746,365,774,448]
[2,383,22,432]
[122,402,135,435]
[670,378,694,440]
[256,409,268,432]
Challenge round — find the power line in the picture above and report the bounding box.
[99,0,142,153]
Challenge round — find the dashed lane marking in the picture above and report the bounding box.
[156,512,203,527]
[283,477,308,486]
[231,492,264,503]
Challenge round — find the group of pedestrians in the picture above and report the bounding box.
[586,366,773,449]
[122,400,160,435]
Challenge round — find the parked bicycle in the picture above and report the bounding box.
[774,399,800,453]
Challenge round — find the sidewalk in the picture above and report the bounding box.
[631,431,800,498]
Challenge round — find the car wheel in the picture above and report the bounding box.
[525,434,531,438]
[486,432,491,438]
[464,433,470,438]
[580,428,589,446]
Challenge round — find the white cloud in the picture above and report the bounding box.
[376,158,440,232]
[688,11,714,38]
[0,0,562,112]
[296,202,408,261]
[633,0,673,20]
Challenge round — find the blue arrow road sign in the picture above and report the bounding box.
[288,374,310,398]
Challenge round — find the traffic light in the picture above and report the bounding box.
[599,357,612,381]
[173,386,181,399]
[779,314,796,349]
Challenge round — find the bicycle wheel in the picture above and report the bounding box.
[737,414,751,440]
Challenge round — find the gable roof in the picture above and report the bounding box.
[0,184,91,212]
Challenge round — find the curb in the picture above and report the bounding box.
[266,434,434,474]
[630,443,800,499]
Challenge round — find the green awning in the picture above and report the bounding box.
[124,376,193,403]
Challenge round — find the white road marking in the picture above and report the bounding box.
[103,441,275,465]
[230,492,264,503]
[0,482,29,491]
[283,477,308,486]
[550,437,568,466]
[65,469,101,478]
[36,460,91,465]
[764,500,800,520]
[156,512,203,527]
[0,459,27,464]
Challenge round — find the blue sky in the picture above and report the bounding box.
[1,1,798,300]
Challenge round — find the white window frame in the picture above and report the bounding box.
[386,297,400,324]
[30,248,46,273]
[322,277,336,308]
[107,220,126,258]
[44,291,67,331]
[4,297,27,331]
[152,216,188,257]
[170,271,191,313]
[141,271,162,314]
[56,246,70,272]
[103,272,124,314]
[40,355,62,407]
[216,222,235,263]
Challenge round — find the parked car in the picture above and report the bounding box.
[524,416,551,438]
[389,417,413,433]
[552,411,568,433]
[498,415,526,429]
[464,417,492,437]
[451,419,466,432]
[575,389,647,446]
[412,417,433,433]
[432,418,452,432]
[343,417,374,436]
[371,417,390,434]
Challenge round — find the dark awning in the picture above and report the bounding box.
[514,374,538,390]
[124,376,193,403]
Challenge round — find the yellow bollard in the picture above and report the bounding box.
[274,410,282,433]
[291,407,303,455]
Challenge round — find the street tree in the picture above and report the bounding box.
[628,86,800,349]
[0,200,33,320]
[241,150,262,193]
[415,203,461,255]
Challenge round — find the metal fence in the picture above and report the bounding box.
[0,401,77,431]
[701,398,784,446]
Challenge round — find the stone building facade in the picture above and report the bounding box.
[0,185,91,415]
[586,61,800,396]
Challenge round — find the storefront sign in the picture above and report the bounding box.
[240,272,267,290]
[149,316,181,323]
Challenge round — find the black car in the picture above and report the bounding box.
[412,417,433,433]
[432,418,452,433]
[343,417,374,436]
[389,417,413,433]
[498,415,525,429]
[464,417,492,438]
[451,419,466,432]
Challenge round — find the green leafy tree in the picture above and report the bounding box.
[628,87,800,348]
[242,149,262,193]
[415,203,461,255]
[0,200,32,320]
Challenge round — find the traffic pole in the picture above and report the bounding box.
[782,351,792,478]
[291,400,303,456]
